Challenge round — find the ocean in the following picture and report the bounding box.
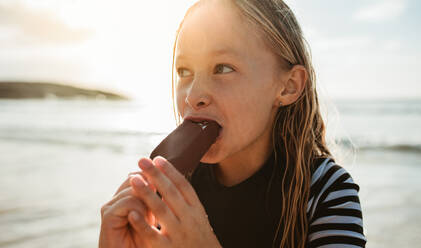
[0,98,420,248]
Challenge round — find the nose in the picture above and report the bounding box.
[185,78,211,110]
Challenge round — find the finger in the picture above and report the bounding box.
[137,157,189,219]
[132,171,156,192]
[102,195,148,228]
[101,187,134,219]
[114,171,155,197]
[107,184,158,226]
[153,156,202,207]
[128,211,167,246]
[108,187,132,207]
[114,172,141,196]
[109,174,150,206]
[130,174,179,232]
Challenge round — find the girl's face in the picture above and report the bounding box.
[175,0,285,165]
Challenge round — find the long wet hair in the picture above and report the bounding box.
[170,1,332,247]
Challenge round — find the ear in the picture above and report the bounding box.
[275,65,308,106]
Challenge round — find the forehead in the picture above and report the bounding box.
[175,0,266,59]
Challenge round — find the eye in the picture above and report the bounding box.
[177,68,192,78]
[214,64,234,74]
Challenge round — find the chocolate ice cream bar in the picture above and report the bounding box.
[150,119,221,175]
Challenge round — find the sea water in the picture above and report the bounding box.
[0,98,420,247]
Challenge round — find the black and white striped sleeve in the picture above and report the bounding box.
[306,158,367,248]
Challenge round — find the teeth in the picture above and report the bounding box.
[192,120,209,130]
[192,120,208,125]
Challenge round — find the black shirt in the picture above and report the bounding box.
[189,153,363,248]
[190,151,283,248]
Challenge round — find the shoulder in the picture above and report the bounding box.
[307,157,360,219]
[306,158,367,247]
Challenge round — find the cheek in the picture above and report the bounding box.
[175,88,186,116]
[228,87,274,133]
[227,99,271,137]
[238,104,268,128]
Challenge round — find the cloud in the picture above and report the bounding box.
[353,0,408,22]
[312,35,374,51]
[381,39,402,51]
[0,2,92,46]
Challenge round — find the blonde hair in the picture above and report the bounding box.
[171,1,332,247]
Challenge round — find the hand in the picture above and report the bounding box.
[99,171,156,248]
[128,156,222,248]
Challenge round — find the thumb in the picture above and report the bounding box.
[128,211,160,240]
[127,211,149,248]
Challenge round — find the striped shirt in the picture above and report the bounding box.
[191,154,367,247]
[306,157,367,247]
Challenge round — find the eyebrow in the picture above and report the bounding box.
[176,48,241,62]
[210,48,241,57]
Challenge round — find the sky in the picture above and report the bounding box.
[0,0,420,106]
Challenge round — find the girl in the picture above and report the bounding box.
[99,0,367,247]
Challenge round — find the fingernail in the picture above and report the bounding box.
[128,172,137,177]
[130,211,140,221]
[138,158,153,169]
[132,176,145,187]
[128,174,138,181]
[154,156,166,167]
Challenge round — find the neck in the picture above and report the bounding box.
[214,133,273,187]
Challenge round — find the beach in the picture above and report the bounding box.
[0,98,420,247]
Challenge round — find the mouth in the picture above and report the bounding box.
[185,117,221,127]
[185,116,223,140]
[192,120,210,127]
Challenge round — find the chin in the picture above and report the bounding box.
[200,142,223,164]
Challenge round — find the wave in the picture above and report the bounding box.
[0,127,167,154]
[337,139,421,153]
[0,126,165,137]
[1,126,420,154]
[334,99,421,115]
[0,135,127,153]
[357,144,421,153]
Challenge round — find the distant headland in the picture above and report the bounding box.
[0,82,129,100]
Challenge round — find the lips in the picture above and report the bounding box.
[184,116,223,140]
[185,116,222,128]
